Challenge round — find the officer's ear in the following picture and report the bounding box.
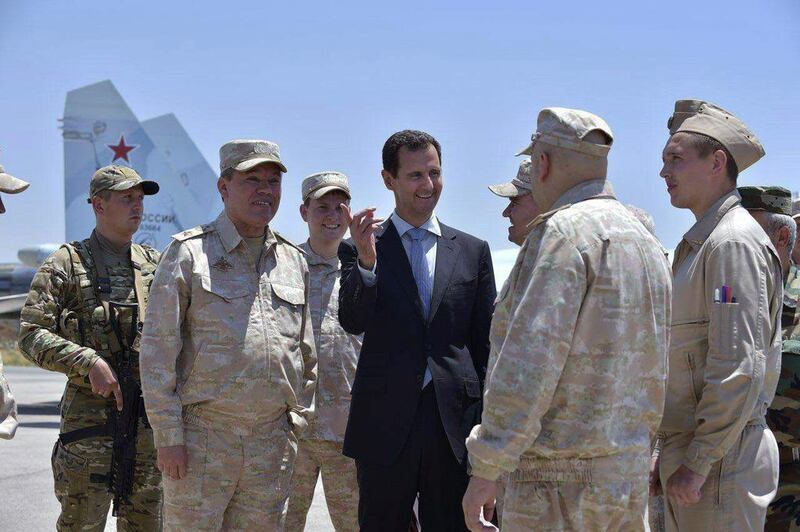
[534,150,551,184]
[777,225,792,251]
[91,195,105,216]
[217,176,229,201]
[299,202,309,222]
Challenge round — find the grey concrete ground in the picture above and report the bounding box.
[0,367,335,531]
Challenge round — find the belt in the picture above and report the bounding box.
[182,406,288,437]
[779,446,800,465]
[512,454,649,483]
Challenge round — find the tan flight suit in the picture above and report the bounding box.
[285,242,360,532]
[659,191,782,531]
[140,210,317,531]
[467,180,673,531]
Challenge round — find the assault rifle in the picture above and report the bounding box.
[105,301,145,516]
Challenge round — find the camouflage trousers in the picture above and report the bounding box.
[500,478,647,531]
[765,462,800,530]
[500,456,648,532]
[661,422,779,532]
[162,417,297,531]
[285,439,359,532]
[53,384,161,531]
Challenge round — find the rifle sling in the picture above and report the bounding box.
[58,421,112,445]
[58,398,149,445]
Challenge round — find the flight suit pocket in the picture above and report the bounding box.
[711,303,740,359]
[685,353,701,405]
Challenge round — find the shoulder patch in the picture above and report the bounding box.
[172,225,213,242]
[274,231,306,254]
[526,203,572,230]
[131,243,160,265]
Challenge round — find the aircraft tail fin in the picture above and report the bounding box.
[62,81,213,250]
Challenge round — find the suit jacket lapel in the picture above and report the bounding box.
[429,224,460,323]
[376,221,424,319]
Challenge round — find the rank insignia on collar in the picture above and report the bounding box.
[211,256,234,272]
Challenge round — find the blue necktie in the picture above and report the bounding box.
[407,227,433,388]
[407,227,432,319]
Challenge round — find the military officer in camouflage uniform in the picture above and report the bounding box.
[654,100,781,531]
[747,188,800,530]
[285,171,360,532]
[739,186,795,281]
[463,108,673,531]
[0,163,30,440]
[488,159,540,246]
[18,165,162,530]
[140,139,317,530]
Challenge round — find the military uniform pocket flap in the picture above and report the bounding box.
[270,283,305,306]
[198,274,249,301]
[53,441,88,472]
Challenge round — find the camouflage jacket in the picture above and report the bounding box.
[767,262,800,450]
[466,180,672,482]
[139,211,317,448]
[783,262,800,352]
[660,190,782,477]
[0,355,17,439]
[18,231,159,386]
[298,241,360,442]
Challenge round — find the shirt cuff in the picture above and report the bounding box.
[358,262,377,287]
[153,425,185,448]
[682,454,714,478]
[468,455,505,482]
[74,348,101,376]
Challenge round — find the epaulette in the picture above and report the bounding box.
[131,242,160,265]
[172,225,213,242]
[526,203,572,230]
[274,231,306,254]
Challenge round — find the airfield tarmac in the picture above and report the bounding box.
[0,366,335,531]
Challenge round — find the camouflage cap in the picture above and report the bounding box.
[738,185,792,215]
[0,164,30,194]
[87,165,159,203]
[517,107,613,158]
[220,139,287,175]
[488,159,532,198]
[668,99,765,173]
[302,171,350,201]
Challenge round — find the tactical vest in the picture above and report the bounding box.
[59,237,158,385]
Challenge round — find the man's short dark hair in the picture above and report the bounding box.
[382,130,442,177]
[685,133,739,181]
[220,168,235,181]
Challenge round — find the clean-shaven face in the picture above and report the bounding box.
[502,192,540,245]
[301,190,350,245]
[385,145,442,224]
[219,162,282,233]
[660,133,717,211]
[98,185,145,237]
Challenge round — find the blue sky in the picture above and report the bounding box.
[1,1,798,273]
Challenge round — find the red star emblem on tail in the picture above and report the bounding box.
[107,135,137,162]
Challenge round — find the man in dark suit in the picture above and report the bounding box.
[338,130,496,531]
